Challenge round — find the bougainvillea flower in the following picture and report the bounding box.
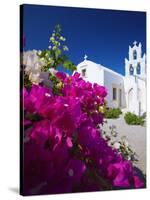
[64,158,86,183]
[107,160,133,187]
[56,71,67,81]
[22,71,144,195]
[133,175,144,188]
[23,84,52,114]
[30,119,62,152]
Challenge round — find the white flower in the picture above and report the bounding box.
[23,50,46,84]
[50,37,54,41]
[127,156,131,160]
[60,36,66,41]
[29,72,42,84]
[63,45,69,51]
[48,59,54,66]
[45,52,49,57]
[48,45,52,49]
[38,50,42,55]
[114,142,120,149]
[40,57,45,61]
[24,65,32,74]
[34,62,42,71]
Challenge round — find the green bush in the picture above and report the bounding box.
[105,108,122,119]
[124,112,144,126]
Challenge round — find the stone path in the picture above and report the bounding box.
[101,115,146,174]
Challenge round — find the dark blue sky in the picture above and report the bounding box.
[22,4,146,75]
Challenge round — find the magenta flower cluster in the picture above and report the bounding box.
[22,72,144,195]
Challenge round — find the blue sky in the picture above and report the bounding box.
[22,4,146,75]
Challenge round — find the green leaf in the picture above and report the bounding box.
[55,48,61,60]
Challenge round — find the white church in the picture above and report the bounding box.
[76,41,146,116]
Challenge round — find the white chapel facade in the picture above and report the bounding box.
[76,41,146,116]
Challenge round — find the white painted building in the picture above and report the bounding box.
[75,41,146,116]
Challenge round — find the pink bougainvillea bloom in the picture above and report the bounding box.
[56,71,67,81]
[23,84,52,114]
[107,160,133,188]
[133,175,144,188]
[22,71,145,194]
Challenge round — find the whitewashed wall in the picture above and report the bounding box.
[103,67,126,108]
[76,60,104,86]
[124,76,146,115]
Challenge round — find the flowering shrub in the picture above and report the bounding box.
[22,24,76,88]
[22,72,144,195]
[38,24,76,72]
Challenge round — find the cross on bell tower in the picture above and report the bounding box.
[84,54,88,60]
[133,41,137,46]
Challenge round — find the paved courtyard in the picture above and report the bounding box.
[101,115,146,174]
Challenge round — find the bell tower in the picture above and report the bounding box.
[125,41,146,77]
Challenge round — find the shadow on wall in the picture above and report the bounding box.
[8,187,19,194]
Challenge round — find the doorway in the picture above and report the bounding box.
[119,89,122,107]
[128,88,133,111]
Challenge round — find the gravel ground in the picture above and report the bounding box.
[101,115,146,174]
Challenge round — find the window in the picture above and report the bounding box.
[113,88,117,100]
[136,63,141,74]
[81,68,86,77]
[129,65,134,75]
[133,50,137,60]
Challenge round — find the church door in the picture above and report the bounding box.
[119,89,122,107]
[128,88,133,111]
[138,88,142,116]
[139,102,141,116]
